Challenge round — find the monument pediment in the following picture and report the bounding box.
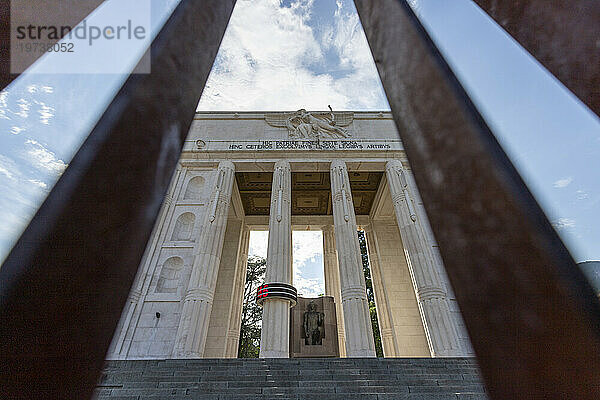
[265,109,354,139]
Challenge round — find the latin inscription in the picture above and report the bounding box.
[220,140,393,151]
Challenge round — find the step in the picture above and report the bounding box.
[95,358,489,399]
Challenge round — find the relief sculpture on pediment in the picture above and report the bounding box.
[265,107,353,139]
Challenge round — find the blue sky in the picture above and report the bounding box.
[0,0,598,289]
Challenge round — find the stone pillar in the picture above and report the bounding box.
[322,225,347,357]
[225,225,251,358]
[385,160,462,356]
[259,160,293,358]
[404,168,473,354]
[330,160,376,357]
[363,224,398,357]
[173,161,235,358]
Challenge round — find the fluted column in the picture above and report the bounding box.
[225,225,251,358]
[363,224,398,357]
[385,160,462,357]
[259,160,293,358]
[173,161,235,358]
[322,225,347,357]
[330,160,376,357]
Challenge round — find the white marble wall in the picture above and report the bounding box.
[107,166,214,359]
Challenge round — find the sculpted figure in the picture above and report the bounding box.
[297,109,351,138]
[267,109,353,138]
[303,300,325,345]
[286,111,314,138]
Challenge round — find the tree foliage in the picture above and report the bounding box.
[237,255,266,358]
[358,230,384,357]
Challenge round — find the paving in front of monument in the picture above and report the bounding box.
[94,358,488,399]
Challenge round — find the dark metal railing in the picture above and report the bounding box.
[0,1,235,398]
[354,1,600,398]
[0,0,599,399]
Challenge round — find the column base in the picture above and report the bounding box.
[259,350,289,358]
[348,350,377,358]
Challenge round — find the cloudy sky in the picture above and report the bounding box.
[196,0,388,110]
[0,0,598,286]
[249,230,324,297]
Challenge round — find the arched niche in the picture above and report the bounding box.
[183,176,205,200]
[171,212,195,241]
[156,256,184,293]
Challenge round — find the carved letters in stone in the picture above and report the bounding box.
[265,109,353,139]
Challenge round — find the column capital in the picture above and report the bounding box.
[218,160,235,171]
[274,159,291,170]
[330,159,348,170]
[385,159,404,171]
[321,225,334,233]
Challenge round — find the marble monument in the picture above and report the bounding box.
[106,110,474,360]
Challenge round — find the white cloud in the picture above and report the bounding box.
[37,103,55,125]
[576,190,589,200]
[553,177,573,188]
[16,98,30,118]
[552,218,576,230]
[0,165,15,180]
[294,274,323,297]
[293,231,322,265]
[249,230,269,258]
[10,126,24,135]
[27,179,48,189]
[293,231,324,297]
[197,0,387,111]
[24,139,67,174]
[0,155,17,181]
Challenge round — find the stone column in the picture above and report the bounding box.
[385,160,462,356]
[259,160,293,358]
[404,167,473,354]
[330,160,376,357]
[322,225,347,357]
[225,225,251,358]
[363,224,398,357]
[173,161,235,358]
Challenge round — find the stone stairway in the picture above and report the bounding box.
[94,358,488,400]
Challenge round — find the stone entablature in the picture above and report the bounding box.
[183,111,402,154]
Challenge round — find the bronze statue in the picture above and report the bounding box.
[303,300,325,345]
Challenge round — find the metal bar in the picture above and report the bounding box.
[354,1,600,399]
[0,1,235,399]
[472,0,600,117]
[0,0,11,89]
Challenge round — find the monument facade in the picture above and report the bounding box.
[107,110,474,359]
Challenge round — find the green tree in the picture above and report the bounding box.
[238,255,266,358]
[358,230,384,357]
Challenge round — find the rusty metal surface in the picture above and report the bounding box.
[473,0,600,116]
[0,1,235,399]
[354,1,600,398]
